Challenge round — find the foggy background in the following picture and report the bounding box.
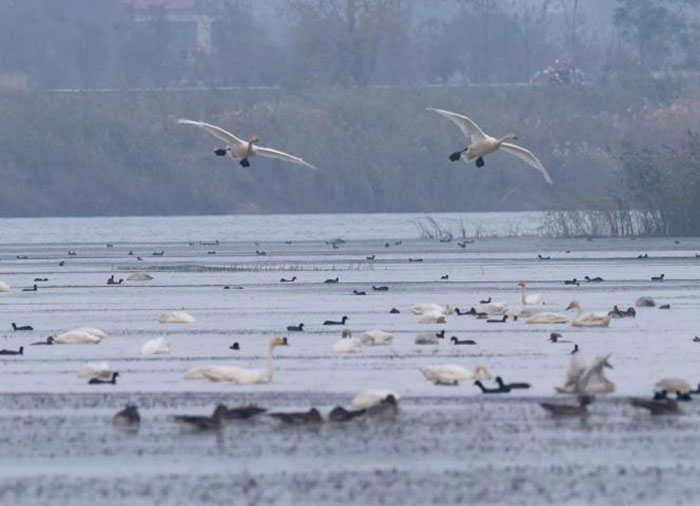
[0,0,699,234]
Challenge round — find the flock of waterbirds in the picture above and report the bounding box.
[2,234,699,428]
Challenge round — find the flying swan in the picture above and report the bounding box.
[178,119,316,169]
[428,108,553,184]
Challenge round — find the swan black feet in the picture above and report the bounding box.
[214,148,227,157]
[475,156,485,167]
[449,151,462,162]
[239,158,250,167]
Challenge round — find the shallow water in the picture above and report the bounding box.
[1,213,700,505]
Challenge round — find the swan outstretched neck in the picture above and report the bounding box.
[198,337,288,384]
[178,119,316,169]
[518,280,543,305]
[428,108,552,184]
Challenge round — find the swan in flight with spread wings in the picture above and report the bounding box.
[428,108,552,184]
[177,119,316,169]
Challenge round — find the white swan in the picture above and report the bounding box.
[55,330,102,344]
[359,330,394,346]
[127,272,153,281]
[74,327,108,340]
[0,281,9,292]
[200,337,288,383]
[510,306,542,318]
[566,301,611,327]
[178,119,316,169]
[556,353,615,395]
[518,280,543,305]
[141,337,170,355]
[420,364,492,385]
[428,108,553,184]
[352,389,400,410]
[158,311,195,324]
[525,312,568,324]
[479,301,508,315]
[411,304,454,315]
[184,365,215,380]
[331,330,362,354]
[419,311,447,324]
[77,362,112,379]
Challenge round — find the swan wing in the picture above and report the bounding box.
[499,143,553,184]
[177,119,246,147]
[428,108,488,143]
[255,146,316,169]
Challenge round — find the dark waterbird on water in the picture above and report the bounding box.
[487,315,509,323]
[372,285,388,291]
[571,344,579,354]
[474,376,530,394]
[637,253,649,259]
[225,405,267,420]
[608,305,636,318]
[255,250,267,256]
[107,275,123,285]
[323,316,348,326]
[31,336,54,346]
[22,284,38,292]
[68,251,76,256]
[16,255,28,259]
[630,398,681,415]
[540,396,592,417]
[353,290,366,296]
[585,276,604,282]
[451,336,477,345]
[229,342,240,350]
[269,408,323,425]
[659,304,671,310]
[440,274,449,280]
[366,255,375,261]
[651,273,665,282]
[693,336,700,343]
[329,406,366,422]
[479,297,491,304]
[280,276,296,283]
[537,254,551,260]
[0,346,23,356]
[389,307,400,314]
[89,372,119,385]
[152,251,164,256]
[324,277,339,284]
[455,307,480,316]
[12,322,33,331]
[173,404,228,431]
[549,332,571,343]
[34,278,48,282]
[564,278,579,285]
[287,323,304,332]
[113,405,141,426]
[408,258,423,263]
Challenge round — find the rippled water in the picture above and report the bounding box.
[1,213,699,505]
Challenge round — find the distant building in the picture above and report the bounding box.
[120,0,218,55]
[0,71,28,91]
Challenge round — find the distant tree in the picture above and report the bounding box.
[286,0,407,86]
[613,0,685,70]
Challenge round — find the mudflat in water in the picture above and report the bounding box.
[1,214,700,505]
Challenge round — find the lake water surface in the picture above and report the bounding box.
[1,213,700,505]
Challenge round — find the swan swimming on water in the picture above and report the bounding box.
[420,364,491,386]
[188,337,288,384]
[141,337,170,355]
[428,108,553,184]
[178,119,316,169]
[518,280,543,305]
[158,311,195,324]
[566,301,611,327]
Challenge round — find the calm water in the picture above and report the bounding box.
[1,213,700,505]
[0,212,544,244]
